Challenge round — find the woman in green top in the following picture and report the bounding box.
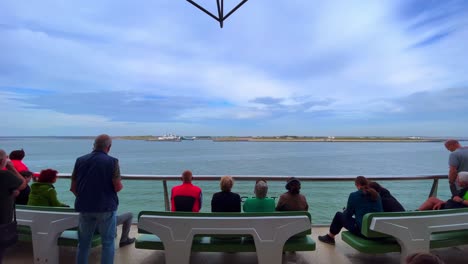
[28,169,69,207]
[243,179,275,212]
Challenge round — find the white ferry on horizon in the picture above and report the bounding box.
[147,133,181,142]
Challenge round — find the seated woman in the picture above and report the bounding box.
[318,176,383,245]
[369,181,405,212]
[418,172,468,210]
[243,179,275,212]
[211,175,241,212]
[276,177,309,211]
[27,169,69,207]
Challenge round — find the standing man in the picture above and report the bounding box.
[445,139,468,195]
[171,170,202,212]
[71,134,122,264]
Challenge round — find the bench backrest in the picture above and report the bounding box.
[361,208,468,238]
[17,205,76,213]
[137,211,312,236]
[16,205,78,231]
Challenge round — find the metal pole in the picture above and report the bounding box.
[428,178,439,198]
[163,180,170,211]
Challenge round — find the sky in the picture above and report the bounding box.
[1,0,468,137]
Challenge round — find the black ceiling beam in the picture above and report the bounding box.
[186,0,249,28]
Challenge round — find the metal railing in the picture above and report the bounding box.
[58,174,446,212]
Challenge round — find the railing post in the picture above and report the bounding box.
[163,180,170,211]
[428,178,438,198]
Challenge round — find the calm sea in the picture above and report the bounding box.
[0,137,461,224]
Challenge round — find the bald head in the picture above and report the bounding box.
[182,170,193,183]
[94,134,112,152]
[445,139,461,152]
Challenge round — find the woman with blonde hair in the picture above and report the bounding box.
[211,175,241,212]
[318,176,382,245]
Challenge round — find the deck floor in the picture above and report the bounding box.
[3,225,468,264]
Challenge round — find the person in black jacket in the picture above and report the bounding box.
[369,181,405,212]
[211,175,241,212]
[15,171,33,205]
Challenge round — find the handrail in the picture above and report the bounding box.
[58,174,447,212]
[58,174,447,181]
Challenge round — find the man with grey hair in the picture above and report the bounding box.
[243,179,275,212]
[71,134,128,264]
[0,149,27,262]
[444,139,468,195]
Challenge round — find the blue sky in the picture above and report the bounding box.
[1,0,468,137]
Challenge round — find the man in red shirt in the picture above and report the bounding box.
[171,170,202,212]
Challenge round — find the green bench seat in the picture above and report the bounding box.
[136,233,316,252]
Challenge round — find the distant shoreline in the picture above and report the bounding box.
[114,136,447,143]
[0,136,455,143]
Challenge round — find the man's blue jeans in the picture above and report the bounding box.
[77,211,116,264]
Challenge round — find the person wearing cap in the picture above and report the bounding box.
[276,177,309,211]
[444,139,468,195]
[418,171,468,210]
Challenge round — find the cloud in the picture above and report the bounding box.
[1,0,468,136]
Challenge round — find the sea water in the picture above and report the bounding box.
[0,137,458,224]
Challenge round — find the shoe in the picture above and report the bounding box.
[119,237,136,247]
[318,234,335,245]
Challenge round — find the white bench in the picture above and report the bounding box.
[137,211,314,264]
[341,208,468,264]
[16,207,80,264]
[371,210,468,263]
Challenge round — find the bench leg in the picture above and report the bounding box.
[31,234,60,264]
[398,239,430,264]
[255,243,284,264]
[163,241,192,264]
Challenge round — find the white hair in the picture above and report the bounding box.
[458,171,468,183]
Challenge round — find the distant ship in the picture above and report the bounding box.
[181,136,196,140]
[147,134,181,142]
